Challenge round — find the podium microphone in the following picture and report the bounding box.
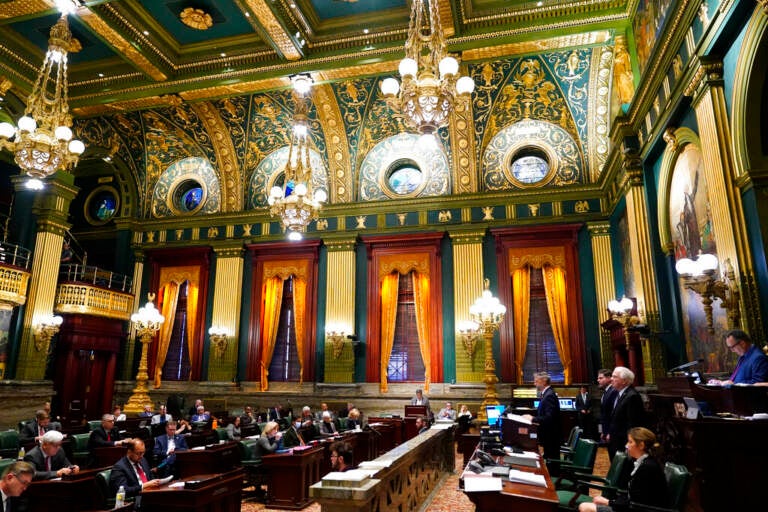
[668,359,704,373]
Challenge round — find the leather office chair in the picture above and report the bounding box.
[560,426,583,460]
[628,463,691,512]
[87,420,102,432]
[0,458,15,474]
[0,430,20,459]
[70,432,92,467]
[95,469,114,509]
[556,451,630,509]
[239,440,267,498]
[546,438,598,478]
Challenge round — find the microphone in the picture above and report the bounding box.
[669,359,704,372]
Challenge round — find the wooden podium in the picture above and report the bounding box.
[501,417,539,451]
[25,468,104,512]
[262,445,324,509]
[139,469,243,512]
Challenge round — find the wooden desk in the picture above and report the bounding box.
[462,449,558,512]
[24,468,103,512]
[368,416,404,446]
[174,441,241,478]
[366,421,396,454]
[262,445,324,509]
[139,469,243,512]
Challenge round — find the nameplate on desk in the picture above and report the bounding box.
[508,469,546,488]
[184,480,203,489]
[463,476,503,492]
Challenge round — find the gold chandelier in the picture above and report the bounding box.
[268,74,327,241]
[0,13,85,188]
[380,0,474,135]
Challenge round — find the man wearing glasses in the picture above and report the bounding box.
[708,330,768,386]
[0,461,35,512]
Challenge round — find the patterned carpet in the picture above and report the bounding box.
[241,445,611,511]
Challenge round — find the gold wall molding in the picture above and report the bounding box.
[587,221,616,326]
[378,253,429,280]
[508,246,566,271]
[190,101,243,213]
[243,0,302,61]
[325,238,357,252]
[324,248,356,383]
[263,259,309,281]
[213,246,244,259]
[449,88,477,194]
[462,31,612,62]
[313,83,352,203]
[449,230,485,245]
[54,284,134,320]
[158,266,201,288]
[0,1,51,20]
[589,45,614,183]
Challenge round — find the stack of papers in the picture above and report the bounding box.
[503,450,540,468]
[506,413,532,425]
[463,476,503,492]
[508,469,546,487]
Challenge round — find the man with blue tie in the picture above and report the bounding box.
[523,372,561,464]
[153,421,188,477]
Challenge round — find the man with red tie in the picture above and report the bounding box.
[19,410,52,445]
[109,439,162,499]
[23,430,79,480]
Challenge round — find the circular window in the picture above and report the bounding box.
[387,160,423,195]
[507,147,555,187]
[172,179,206,214]
[84,185,120,225]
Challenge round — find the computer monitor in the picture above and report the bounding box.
[559,398,576,410]
[485,405,506,427]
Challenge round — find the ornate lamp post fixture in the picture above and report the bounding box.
[124,293,164,414]
[33,314,63,352]
[675,253,740,334]
[469,279,506,420]
[607,296,637,349]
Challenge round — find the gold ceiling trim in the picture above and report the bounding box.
[244,0,302,61]
[0,0,53,20]
[72,95,182,116]
[461,0,628,24]
[78,10,168,81]
[437,0,455,38]
[180,7,213,30]
[313,83,352,204]
[179,76,290,102]
[463,30,612,61]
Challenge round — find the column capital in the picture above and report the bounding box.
[213,246,245,259]
[324,237,357,252]
[684,58,724,101]
[448,229,486,245]
[586,221,611,237]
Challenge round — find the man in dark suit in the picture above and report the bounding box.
[524,371,562,464]
[574,385,594,438]
[607,366,645,460]
[282,417,307,448]
[23,430,79,480]
[152,421,188,477]
[109,439,162,500]
[597,368,616,444]
[88,413,125,468]
[0,461,35,512]
[19,410,52,445]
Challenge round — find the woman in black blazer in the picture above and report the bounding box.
[579,427,669,512]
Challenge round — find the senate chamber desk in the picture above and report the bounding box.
[461,449,558,512]
[139,468,243,512]
[23,468,105,512]
[174,440,241,478]
[262,445,325,509]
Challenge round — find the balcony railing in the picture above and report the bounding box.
[55,264,134,321]
[0,241,32,270]
[0,242,31,307]
[59,264,132,292]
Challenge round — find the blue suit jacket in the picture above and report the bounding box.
[153,433,188,464]
[732,344,768,384]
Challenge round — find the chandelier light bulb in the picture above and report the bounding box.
[55,125,73,141]
[68,139,85,154]
[293,123,308,137]
[456,76,475,95]
[314,189,327,203]
[17,116,37,133]
[294,182,308,196]
[292,74,313,95]
[675,257,696,276]
[697,253,719,272]
[26,178,45,190]
[0,122,14,138]
[380,77,400,96]
[287,230,303,241]
[270,186,284,199]
[438,56,459,77]
[399,58,418,78]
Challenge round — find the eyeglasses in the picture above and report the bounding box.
[726,340,743,349]
[330,454,338,459]
[12,473,33,486]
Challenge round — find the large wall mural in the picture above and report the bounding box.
[633,0,676,74]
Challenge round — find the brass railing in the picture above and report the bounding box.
[54,283,134,320]
[59,264,132,292]
[0,242,31,308]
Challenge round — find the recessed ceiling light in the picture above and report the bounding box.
[363,28,369,34]
[290,3,296,8]
[143,30,149,35]
[98,73,104,77]
[245,12,250,17]
[220,53,226,57]
[537,1,543,6]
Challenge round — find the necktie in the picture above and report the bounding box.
[39,426,45,437]
[46,456,51,471]
[135,463,148,483]
[107,432,111,442]
[730,357,744,381]
[297,429,306,446]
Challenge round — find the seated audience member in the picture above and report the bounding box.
[88,414,125,451]
[579,427,669,512]
[338,402,354,420]
[191,406,210,423]
[254,422,283,463]
[113,406,127,422]
[330,441,355,472]
[415,416,429,434]
[153,421,188,477]
[138,404,153,418]
[20,410,52,445]
[226,416,242,441]
[187,399,204,419]
[268,403,285,422]
[437,402,457,421]
[109,439,162,499]
[151,405,173,425]
[318,411,339,437]
[708,330,768,385]
[24,430,79,480]
[298,406,318,441]
[0,461,35,508]
[315,403,333,421]
[345,408,362,431]
[43,401,62,431]
[241,406,257,426]
[458,404,472,419]
[282,417,307,448]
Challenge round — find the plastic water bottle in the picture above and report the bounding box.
[115,485,125,507]
[17,446,25,460]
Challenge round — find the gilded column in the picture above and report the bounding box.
[449,230,485,382]
[449,86,477,194]
[207,246,244,382]
[621,153,664,383]
[15,175,78,380]
[587,222,617,369]
[684,58,763,336]
[323,238,356,383]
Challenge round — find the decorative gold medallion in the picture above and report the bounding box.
[180,7,213,30]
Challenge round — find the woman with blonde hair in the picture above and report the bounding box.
[579,427,668,512]
[253,421,282,464]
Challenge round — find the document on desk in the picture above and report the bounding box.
[463,476,503,492]
[508,469,547,487]
[506,413,532,424]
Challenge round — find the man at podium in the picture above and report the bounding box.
[410,389,432,419]
[708,330,768,386]
[522,372,561,462]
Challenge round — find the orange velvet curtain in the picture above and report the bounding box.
[259,276,284,392]
[293,278,307,384]
[412,272,432,392]
[542,264,572,384]
[154,282,180,388]
[185,283,199,371]
[512,267,531,384]
[379,273,400,393]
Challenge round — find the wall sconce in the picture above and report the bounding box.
[456,320,481,364]
[607,296,640,349]
[325,324,349,359]
[675,253,740,334]
[33,314,63,351]
[208,326,230,359]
